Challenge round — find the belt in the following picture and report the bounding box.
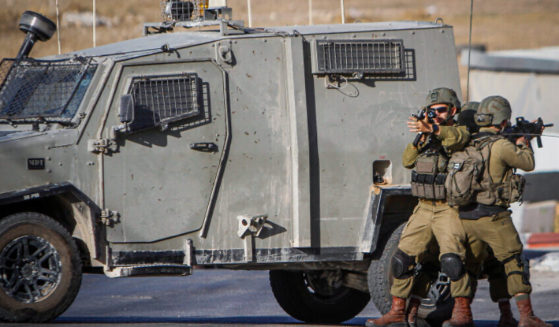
[419,199,447,206]
[459,203,509,220]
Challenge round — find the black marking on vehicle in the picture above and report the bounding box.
[27,158,45,170]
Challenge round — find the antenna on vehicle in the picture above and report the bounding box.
[340,0,345,24]
[308,0,312,25]
[55,0,61,54]
[93,0,97,47]
[466,0,474,101]
[247,0,252,27]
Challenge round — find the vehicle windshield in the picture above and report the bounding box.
[0,58,97,123]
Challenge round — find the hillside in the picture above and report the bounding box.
[1,0,558,95]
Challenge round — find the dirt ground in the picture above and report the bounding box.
[1,0,559,95]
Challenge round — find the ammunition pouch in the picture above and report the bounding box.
[411,152,448,200]
[495,173,526,206]
[411,171,447,200]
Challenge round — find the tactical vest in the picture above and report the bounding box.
[411,137,449,200]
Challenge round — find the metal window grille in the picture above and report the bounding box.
[129,73,201,126]
[316,39,406,75]
[0,60,14,88]
[371,49,416,81]
[0,58,96,120]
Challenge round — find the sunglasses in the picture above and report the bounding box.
[430,106,449,114]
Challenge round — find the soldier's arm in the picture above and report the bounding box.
[494,139,535,172]
[436,125,470,151]
[402,143,419,169]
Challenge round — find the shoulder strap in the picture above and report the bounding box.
[472,133,502,150]
[471,132,494,140]
[476,135,504,186]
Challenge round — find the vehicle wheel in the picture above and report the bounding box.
[0,212,82,322]
[367,222,452,324]
[367,222,406,314]
[269,269,370,323]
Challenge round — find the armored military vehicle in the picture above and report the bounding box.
[0,2,462,323]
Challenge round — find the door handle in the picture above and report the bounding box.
[190,142,218,153]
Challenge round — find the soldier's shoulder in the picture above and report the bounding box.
[489,137,517,157]
[492,137,513,147]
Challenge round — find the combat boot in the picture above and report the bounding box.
[407,297,421,327]
[516,295,552,327]
[497,300,518,327]
[441,297,474,327]
[365,296,407,327]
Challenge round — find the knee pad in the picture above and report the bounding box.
[440,253,465,281]
[391,249,416,279]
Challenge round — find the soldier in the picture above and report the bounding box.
[449,96,551,327]
[365,88,472,327]
[456,101,518,327]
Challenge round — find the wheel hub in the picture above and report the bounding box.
[20,261,39,280]
[0,235,61,303]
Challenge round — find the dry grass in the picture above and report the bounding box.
[1,0,558,93]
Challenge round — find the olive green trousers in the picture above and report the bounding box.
[391,200,472,298]
[409,239,511,301]
[461,212,532,297]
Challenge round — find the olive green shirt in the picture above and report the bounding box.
[479,127,535,183]
[402,125,470,169]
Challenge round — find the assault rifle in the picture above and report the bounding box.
[504,117,554,148]
[411,107,437,147]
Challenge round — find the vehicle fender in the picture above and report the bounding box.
[0,182,102,262]
[359,185,415,255]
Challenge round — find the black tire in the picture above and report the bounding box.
[0,212,82,322]
[269,269,370,323]
[367,222,453,325]
[367,222,405,314]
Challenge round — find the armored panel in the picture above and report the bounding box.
[0,58,96,122]
[314,39,405,75]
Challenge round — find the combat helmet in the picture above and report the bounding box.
[458,101,480,133]
[474,96,512,127]
[425,87,461,112]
